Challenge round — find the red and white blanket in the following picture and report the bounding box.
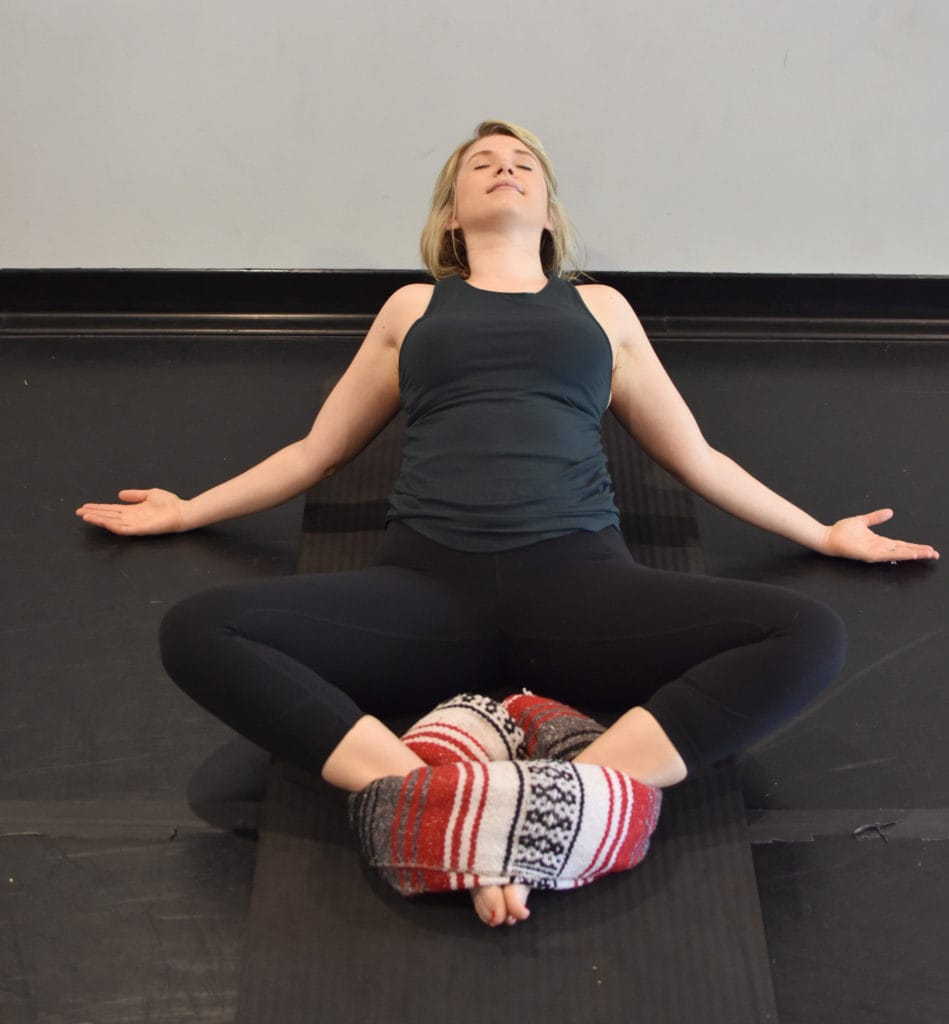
[350,692,661,895]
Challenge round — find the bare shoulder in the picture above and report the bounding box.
[373,283,435,349]
[574,281,624,300]
[575,282,635,316]
[574,282,645,350]
[384,282,435,321]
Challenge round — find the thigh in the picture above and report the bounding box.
[501,555,842,712]
[161,565,502,718]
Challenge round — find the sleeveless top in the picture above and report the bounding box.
[386,274,620,551]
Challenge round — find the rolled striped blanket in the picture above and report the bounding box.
[401,693,525,765]
[400,691,607,766]
[501,692,607,761]
[349,758,661,895]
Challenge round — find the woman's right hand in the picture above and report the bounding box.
[75,488,187,536]
[72,286,419,540]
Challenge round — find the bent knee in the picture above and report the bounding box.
[159,585,241,688]
[788,594,848,686]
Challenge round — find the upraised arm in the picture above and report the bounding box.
[586,285,939,564]
[76,284,431,536]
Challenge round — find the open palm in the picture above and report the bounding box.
[75,488,186,536]
[822,508,939,563]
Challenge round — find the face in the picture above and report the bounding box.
[451,134,552,234]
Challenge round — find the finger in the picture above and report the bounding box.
[863,508,894,527]
[76,505,124,519]
[117,489,150,503]
[75,509,129,533]
[873,540,940,563]
[471,886,506,927]
[503,883,531,923]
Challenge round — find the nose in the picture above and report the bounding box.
[495,160,514,174]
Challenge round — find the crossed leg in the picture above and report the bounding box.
[370,691,671,927]
[162,530,844,929]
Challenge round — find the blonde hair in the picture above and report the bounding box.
[419,119,581,280]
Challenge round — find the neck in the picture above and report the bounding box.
[462,230,547,291]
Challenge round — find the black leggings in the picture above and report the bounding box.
[160,524,846,777]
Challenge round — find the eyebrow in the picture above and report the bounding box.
[465,148,537,164]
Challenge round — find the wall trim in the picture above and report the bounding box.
[2,269,948,341]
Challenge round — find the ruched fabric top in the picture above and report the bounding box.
[386,274,620,551]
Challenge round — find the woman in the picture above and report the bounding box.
[76,120,938,928]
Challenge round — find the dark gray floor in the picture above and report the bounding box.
[1,334,946,1022]
[670,340,949,1024]
[675,341,947,811]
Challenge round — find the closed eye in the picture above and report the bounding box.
[472,163,534,171]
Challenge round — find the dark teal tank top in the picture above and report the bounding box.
[386,274,620,551]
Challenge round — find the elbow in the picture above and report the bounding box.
[655,442,722,492]
[295,434,345,486]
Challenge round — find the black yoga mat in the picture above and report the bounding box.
[236,415,778,1024]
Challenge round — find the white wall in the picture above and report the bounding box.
[2,0,947,273]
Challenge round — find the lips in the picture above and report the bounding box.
[489,181,522,193]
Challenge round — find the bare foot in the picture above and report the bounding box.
[471,883,532,927]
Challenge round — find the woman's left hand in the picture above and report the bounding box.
[821,508,939,563]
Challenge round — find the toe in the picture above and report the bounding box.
[471,885,505,927]
[503,883,532,924]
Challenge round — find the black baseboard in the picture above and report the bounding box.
[2,269,947,340]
